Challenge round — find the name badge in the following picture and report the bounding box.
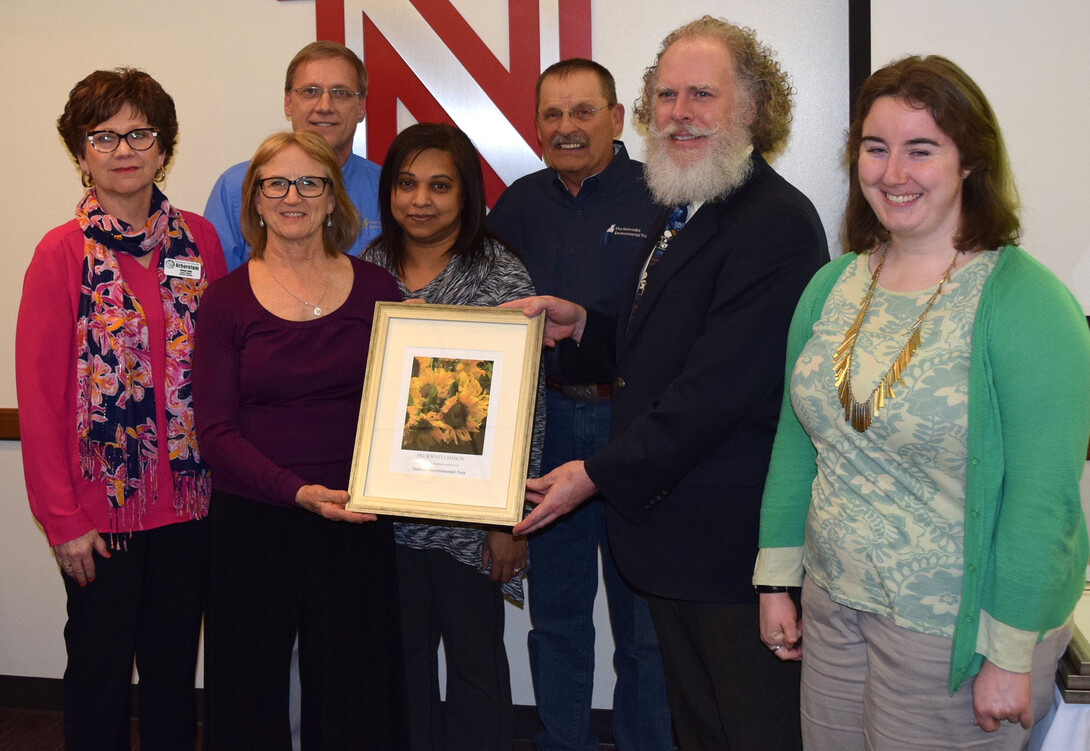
[164,258,202,280]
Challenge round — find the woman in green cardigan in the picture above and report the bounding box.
[754,55,1089,750]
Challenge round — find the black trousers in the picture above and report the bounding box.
[203,491,409,750]
[62,518,207,751]
[396,545,513,751]
[646,595,802,751]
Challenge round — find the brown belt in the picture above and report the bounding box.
[545,377,613,402]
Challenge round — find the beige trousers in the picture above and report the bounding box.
[799,578,1068,750]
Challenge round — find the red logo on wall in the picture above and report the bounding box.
[299,0,592,205]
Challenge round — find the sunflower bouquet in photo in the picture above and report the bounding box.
[402,356,493,455]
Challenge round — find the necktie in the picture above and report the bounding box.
[664,203,689,233]
[630,204,688,322]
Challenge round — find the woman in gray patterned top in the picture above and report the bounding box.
[362,123,543,751]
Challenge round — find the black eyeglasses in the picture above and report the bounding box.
[291,86,361,101]
[86,128,160,153]
[256,176,331,199]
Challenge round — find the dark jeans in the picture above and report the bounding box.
[62,518,206,751]
[528,393,673,751]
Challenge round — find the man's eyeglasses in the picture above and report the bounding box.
[537,105,612,124]
[291,86,361,101]
[256,176,331,199]
[86,128,160,153]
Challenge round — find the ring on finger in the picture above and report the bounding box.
[769,644,782,652]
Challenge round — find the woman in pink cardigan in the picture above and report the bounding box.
[16,68,226,750]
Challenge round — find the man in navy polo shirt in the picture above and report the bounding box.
[488,59,672,751]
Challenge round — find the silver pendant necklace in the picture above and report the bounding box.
[266,261,330,317]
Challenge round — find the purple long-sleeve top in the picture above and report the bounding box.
[193,255,401,506]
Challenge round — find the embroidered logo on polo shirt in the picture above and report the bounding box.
[604,225,646,240]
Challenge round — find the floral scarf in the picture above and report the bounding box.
[75,186,211,532]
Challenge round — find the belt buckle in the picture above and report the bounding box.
[560,383,599,402]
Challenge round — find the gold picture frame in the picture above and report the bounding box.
[347,302,543,525]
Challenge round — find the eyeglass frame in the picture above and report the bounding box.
[256,176,331,199]
[85,128,161,153]
[536,104,614,124]
[290,86,362,101]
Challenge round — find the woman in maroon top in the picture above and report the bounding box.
[194,130,409,749]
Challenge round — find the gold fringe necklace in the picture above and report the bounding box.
[832,241,962,432]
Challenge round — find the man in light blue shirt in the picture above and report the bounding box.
[204,41,382,270]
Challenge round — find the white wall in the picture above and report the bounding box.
[0,0,850,708]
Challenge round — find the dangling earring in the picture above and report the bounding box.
[258,216,265,228]
[81,173,95,188]
[153,166,167,183]
[326,213,333,227]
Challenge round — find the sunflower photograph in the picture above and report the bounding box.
[402,356,493,455]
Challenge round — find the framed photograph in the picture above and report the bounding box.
[347,302,543,525]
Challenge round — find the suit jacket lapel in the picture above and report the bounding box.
[617,205,666,348]
[621,196,727,347]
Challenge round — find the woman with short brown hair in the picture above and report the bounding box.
[17,67,226,749]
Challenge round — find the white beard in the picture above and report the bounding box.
[643,115,754,207]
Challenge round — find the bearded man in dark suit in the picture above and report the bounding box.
[506,16,829,751]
